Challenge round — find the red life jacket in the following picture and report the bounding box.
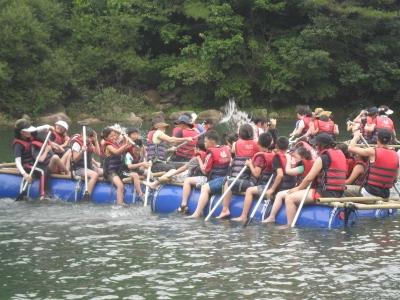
[302,116,311,134]
[207,146,232,179]
[317,149,347,191]
[51,131,65,145]
[70,134,94,170]
[294,141,318,160]
[346,158,356,178]
[252,151,275,184]
[230,139,259,178]
[317,120,334,134]
[175,128,199,159]
[195,150,207,162]
[172,127,181,137]
[297,159,314,184]
[366,148,399,189]
[13,138,33,164]
[275,151,297,190]
[375,115,394,132]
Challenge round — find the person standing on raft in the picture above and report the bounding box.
[348,129,399,198]
[283,133,347,226]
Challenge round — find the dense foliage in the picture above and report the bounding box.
[0,0,399,117]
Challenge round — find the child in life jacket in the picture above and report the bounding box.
[187,130,232,218]
[12,120,64,199]
[70,128,102,199]
[122,127,149,177]
[144,144,208,213]
[216,123,259,219]
[284,133,347,226]
[170,114,200,162]
[263,146,314,224]
[349,129,399,198]
[231,135,295,223]
[102,127,143,205]
[50,120,70,155]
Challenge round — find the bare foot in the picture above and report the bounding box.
[116,201,128,207]
[216,211,231,219]
[142,181,158,190]
[262,217,275,224]
[231,216,247,223]
[185,213,202,219]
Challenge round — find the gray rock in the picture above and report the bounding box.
[144,89,161,106]
[77,118,102,125]
[198,109,222,122]
[37,112,71,124]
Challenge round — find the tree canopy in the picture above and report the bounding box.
[0,0,399,117]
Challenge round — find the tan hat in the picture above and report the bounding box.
[317,110,332,118]
[154,122,169,129]
[314,107,324,115]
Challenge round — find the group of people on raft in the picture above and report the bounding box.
[11,104,400,225]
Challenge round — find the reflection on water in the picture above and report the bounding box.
[1,199,400,299]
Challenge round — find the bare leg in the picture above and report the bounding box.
[61,149,72,172]
[131,172,143,196]
[181,177,198,207]
[86,169,99,195]
[217,182,232,219]
[231,186,258,222]
[49,155,70,175]
[112,176,125,205]
[188,183,211,218]
[285,189,315,225]
[263,190,287,223]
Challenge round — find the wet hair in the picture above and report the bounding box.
[276,136,289,151]
[336,143,351,158]
[205,130,220,143]
[238,123,254,140]
[197,142,206,152]
[377,129,392,145]
[101,127,113,139]
[127,127,139,135]
[296,105,311,116]
[252,117,266,125]
[258,132,272,149]
[14,119,31,139]
[295,146,312,160]
[223,132,238,145]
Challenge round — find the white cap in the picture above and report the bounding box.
[21,126,37,133]
[55,120,69,130]
[385,109,394,115]
[191,113,198,124]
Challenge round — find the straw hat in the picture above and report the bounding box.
[154,121,169,129]
[314,107,324,115]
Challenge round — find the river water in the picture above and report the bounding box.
[1,118,400,299]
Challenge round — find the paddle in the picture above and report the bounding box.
[16,131,52,201]
[360,135,370,147]
[291,182,312,227]
[82,126,89,201]
[143,161,152,206]
[204,165,248,221]
[244,174,274,226]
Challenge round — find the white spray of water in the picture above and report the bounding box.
[220,99,254,132]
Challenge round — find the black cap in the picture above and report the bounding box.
[377,129,392,144]
[126,127,139,135]
[368,106,379,115]
[175,115,193,127]
[15,119,31,131]
[314,133,334,147]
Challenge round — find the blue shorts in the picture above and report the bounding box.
[208,177,226,195]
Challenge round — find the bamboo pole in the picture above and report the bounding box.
[317,196,385,203]
[320,201,400,210]
[0,162,16,168]
[339,142,400,149]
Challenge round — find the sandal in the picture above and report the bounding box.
[177,204,188,214]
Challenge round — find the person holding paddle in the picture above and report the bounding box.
[187,130,232,218]
[284,133,347,226]
[70,127,102,199]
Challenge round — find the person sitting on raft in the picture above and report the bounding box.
[263,146,314,223]
[146,119,193,172]
[337,143,368,197]
[122,127,149,177]
[13,120,68,199]
[144,143,208,214]
[70,128,102,199]
[169,114,200,162]
[289,105,312,140]
[216,123,259,219]
[231,136,296,222]
[283,133,347,226]
[348,129,399,198]
[50,120,70,156]
[187,130,232,218]
[102,127,144,205]
[313,111,339,139]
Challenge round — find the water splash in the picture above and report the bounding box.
[220,99,253,132]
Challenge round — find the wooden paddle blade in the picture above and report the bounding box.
[15,190,27,201]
